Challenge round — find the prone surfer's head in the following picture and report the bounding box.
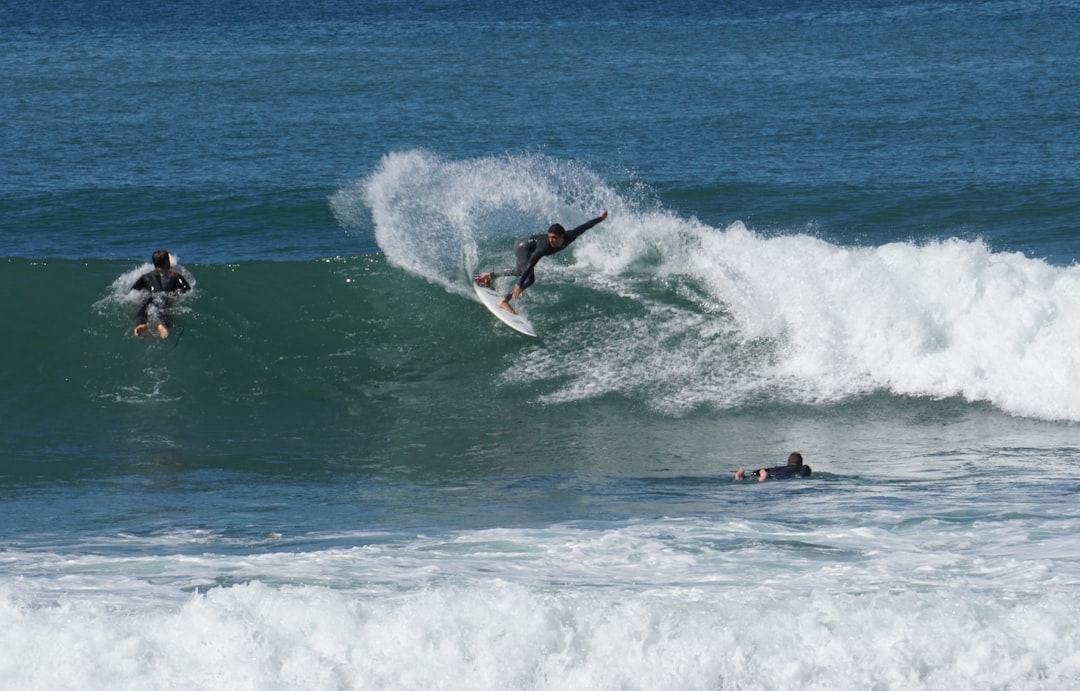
[547,224,566,247]
[787,452,804,467]
[151,249,172,270]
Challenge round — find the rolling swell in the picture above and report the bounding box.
[5,167,1079,484]
[1,256,511,480]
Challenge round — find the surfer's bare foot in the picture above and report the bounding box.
[497,298,517,314]
[734,469,746,481]
[757,469,768,482]
[134,323,168,338]
[474,273,492,287]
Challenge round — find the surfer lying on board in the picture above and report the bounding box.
[131,249,191,339]
[474,210,608,314]
[734,452,812,482]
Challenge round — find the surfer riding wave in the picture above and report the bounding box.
[475,210,608,314]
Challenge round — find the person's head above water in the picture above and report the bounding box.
[787,452,804,466]
[151,249,172,270]
[547,224,567,248]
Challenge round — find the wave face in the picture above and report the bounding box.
[4,150,1077,496]
[335,151,1080,422]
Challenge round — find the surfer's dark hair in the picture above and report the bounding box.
[787,452,804,466]
[547,224,566,237]
[152,249,171,269]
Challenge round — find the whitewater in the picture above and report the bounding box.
[342,150,1080,422]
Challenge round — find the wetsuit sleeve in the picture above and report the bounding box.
[175,273,192,293]
[562,215,606,246]
[763,465,810,479]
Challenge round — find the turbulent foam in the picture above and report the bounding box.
[333,150,615,297]
[347,151,1080,421]
[4,517,1080,690]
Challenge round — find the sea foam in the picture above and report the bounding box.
[4,517,1080,690]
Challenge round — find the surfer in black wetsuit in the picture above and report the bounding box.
[734,452,812,482]
[131,249,192,338]
[474,210,608,314]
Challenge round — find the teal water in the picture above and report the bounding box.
[3,1,1080,688]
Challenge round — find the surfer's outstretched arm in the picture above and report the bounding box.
[563,210,608,245]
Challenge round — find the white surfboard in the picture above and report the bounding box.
[472,281,537,337]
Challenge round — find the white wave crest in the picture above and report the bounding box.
[341,150,1080,421]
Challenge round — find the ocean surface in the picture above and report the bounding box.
[4,1,1080,688]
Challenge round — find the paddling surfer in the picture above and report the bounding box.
[131,249,191,339]
[734,452,812,482]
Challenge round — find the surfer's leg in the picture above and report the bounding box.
[483,262,524,287]
[134,301,152,336]
[151,310,174,339]
[485,240,532,285]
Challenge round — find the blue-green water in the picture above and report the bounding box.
[3,2,1080,688]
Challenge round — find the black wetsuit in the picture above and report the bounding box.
[756,464,812,479]
[490,215,606,300]
[132,268,191,327]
